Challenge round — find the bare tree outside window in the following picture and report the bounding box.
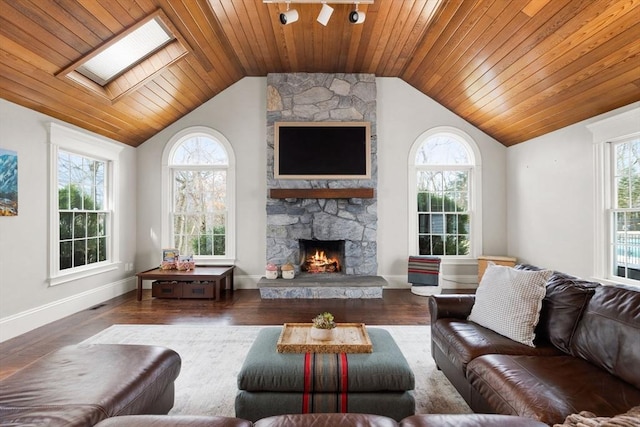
[170,136,229,257]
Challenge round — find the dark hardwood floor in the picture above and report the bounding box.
[0,288,436,380]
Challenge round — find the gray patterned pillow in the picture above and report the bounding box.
[468,263,552,347]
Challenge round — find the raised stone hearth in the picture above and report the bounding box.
[258,275,386,299]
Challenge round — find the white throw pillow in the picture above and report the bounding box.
[468,263,552,347]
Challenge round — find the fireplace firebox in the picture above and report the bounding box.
[299,239,345,273]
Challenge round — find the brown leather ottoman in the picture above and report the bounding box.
[0,344,181,427]
[236,328,415,422]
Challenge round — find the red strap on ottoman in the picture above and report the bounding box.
[302,353,349,413]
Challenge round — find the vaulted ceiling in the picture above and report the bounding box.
[1,0,638,147]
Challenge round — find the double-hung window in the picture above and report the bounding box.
[590,107,640,285]
[409,128,481,258]
[610,137,640,281]
[49,123,122,285]
[57,151,108,270]
[163,127,235,263]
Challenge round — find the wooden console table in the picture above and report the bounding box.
[477,255,516,282]
[136,266,234,301]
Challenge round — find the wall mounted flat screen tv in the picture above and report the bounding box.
[275,121,371,179]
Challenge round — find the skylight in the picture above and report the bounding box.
[57,10,190,102]
[76,18,173,86]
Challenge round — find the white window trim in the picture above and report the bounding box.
[408,126,483,260]
[161,126,236,264]
[589,106,640,286]
[48,123,123,286]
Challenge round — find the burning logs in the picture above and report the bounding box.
[303,250,340,273]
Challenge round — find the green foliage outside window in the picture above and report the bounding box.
[417,192,470,256]
[58,183,107,270]
[191,225,226,256]
[415,135,473,257]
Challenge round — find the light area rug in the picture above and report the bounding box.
[81,324,471,417]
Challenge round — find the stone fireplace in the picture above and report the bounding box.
[265,73,378,277]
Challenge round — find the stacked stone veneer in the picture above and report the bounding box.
[266,73,377,275]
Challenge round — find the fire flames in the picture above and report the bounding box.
[304,249,340,273]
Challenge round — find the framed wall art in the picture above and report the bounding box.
[0,148,18,216]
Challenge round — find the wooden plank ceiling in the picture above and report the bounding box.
[1,0,638,147]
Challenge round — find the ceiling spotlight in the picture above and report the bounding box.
[279,3,299,25]
[317,3,334,26]
[349,3,365,24]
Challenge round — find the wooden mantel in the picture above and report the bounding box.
[269,188,374,199]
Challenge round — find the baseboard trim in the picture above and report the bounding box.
[381,275,412,288]
[233,275,270,289]
[383,274,478,290]
[0,277,136,343]
[439,274,478,289]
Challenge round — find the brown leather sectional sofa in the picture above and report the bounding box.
[92,413,548,426]
[429,266,640,425]
[0,344,182,427]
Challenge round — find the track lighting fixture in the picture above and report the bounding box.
[349,3,365,24]
[266,1,372,26]
[279,2,299,25]
[265,0,373,3]
[317,3,334,26]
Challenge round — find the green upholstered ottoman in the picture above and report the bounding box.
[235,327,415,422]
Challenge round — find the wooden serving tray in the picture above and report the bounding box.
[277,323,373,353]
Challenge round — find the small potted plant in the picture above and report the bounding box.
[310,312,336,341]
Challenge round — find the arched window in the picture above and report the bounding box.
[162,127,235,263]
[408,127,482,258]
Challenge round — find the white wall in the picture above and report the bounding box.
[136,77,268,286]
[506,102,640,279]
[137,77,508,289]
[0,99,137,342]
[377,79,508,286]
